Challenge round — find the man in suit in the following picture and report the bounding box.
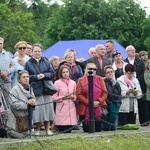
[88,44,111,77]
[124,45,149,126]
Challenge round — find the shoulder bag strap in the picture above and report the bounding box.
[33,63,40,74]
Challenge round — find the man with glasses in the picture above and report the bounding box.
[0,37,15,109]
[124,45,149,126]
[139,51,148,68]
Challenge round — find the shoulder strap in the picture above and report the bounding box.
[33,63,40,74]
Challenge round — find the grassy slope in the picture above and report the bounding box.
[1,134,150,150]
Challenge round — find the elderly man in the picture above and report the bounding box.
[88,47,97,58]
[105,40,115,63]
[0,37,15,109]
[88,44,111,77]
[124,45,149,126]
[81,47,97,70]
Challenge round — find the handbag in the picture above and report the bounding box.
[101,107,108,119]
[33,63,57,95]
[16,116,28,132]
[43,80,57,95]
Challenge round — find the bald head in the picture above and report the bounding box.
[95,44,105,58]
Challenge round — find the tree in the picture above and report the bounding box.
[140,18,150,54]
[45,0,147,50]
[0,4,38,53]
[28,0,59,45]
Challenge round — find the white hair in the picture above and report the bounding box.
[126,45,135,51]
[88,47,95,53]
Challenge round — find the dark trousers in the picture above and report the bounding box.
[137,98,148,124]
[119,112,136,126]
[146,101,150,121]
[57,125,72,133]
[80,116,102,132]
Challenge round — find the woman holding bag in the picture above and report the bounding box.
[24,43,55,136]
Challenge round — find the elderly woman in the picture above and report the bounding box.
[7,70,36,138]
[112,51,127,79]
[12,41,30,86]
[52,65,77,133]
[24,43,55,136]
[104,65,121,131]
[76,63,108,132]
[49,56,60,82]
[117,64,142,126]
[57,51,83,82]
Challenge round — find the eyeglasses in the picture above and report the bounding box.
[87,68,97,71]
[141,54,148,56]
[18,47,26,50]
[106,71,113,74]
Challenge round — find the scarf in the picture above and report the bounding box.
[85,76,102,124]
[123,75,136,89]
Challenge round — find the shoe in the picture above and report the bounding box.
[72,126,80,130]
[34,131,40,136]
[141,122,149,126]
[46,130,53,136]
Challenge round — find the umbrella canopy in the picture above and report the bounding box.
[42,39,127,60]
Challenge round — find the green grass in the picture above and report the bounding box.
[1,134,150,150]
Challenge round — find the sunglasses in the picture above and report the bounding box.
[113,51,120,54]
[106,71,113,74]
[18,47,26,50]
[87,68,97,71]
[141,54,148,56]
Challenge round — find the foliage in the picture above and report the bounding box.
[0,3,39,53]
[28,0,60,45]
[140,18,150,54]
[45,0,147,50]
[0,0,149,53]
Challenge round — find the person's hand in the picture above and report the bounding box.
[9,62,14,68]
[18,58,25,66]
[27,98,36,105]
[1,71,9,80]
[68,94,75,99]
[63,94,74,99]
[133,89,138,96]
[37,73,45,80]
[126,89,134,95]
[94,101,100,108]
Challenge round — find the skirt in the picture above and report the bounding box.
[33,95,55,123]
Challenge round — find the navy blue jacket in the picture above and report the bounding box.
[24,57,55,96]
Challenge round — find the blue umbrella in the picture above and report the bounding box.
[28,85,34,136]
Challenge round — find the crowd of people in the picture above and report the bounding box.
[0,37,150,138]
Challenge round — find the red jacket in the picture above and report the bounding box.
[76,75,108,115]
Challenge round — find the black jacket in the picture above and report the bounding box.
[104,78,121,104]
[24,57,55,96]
